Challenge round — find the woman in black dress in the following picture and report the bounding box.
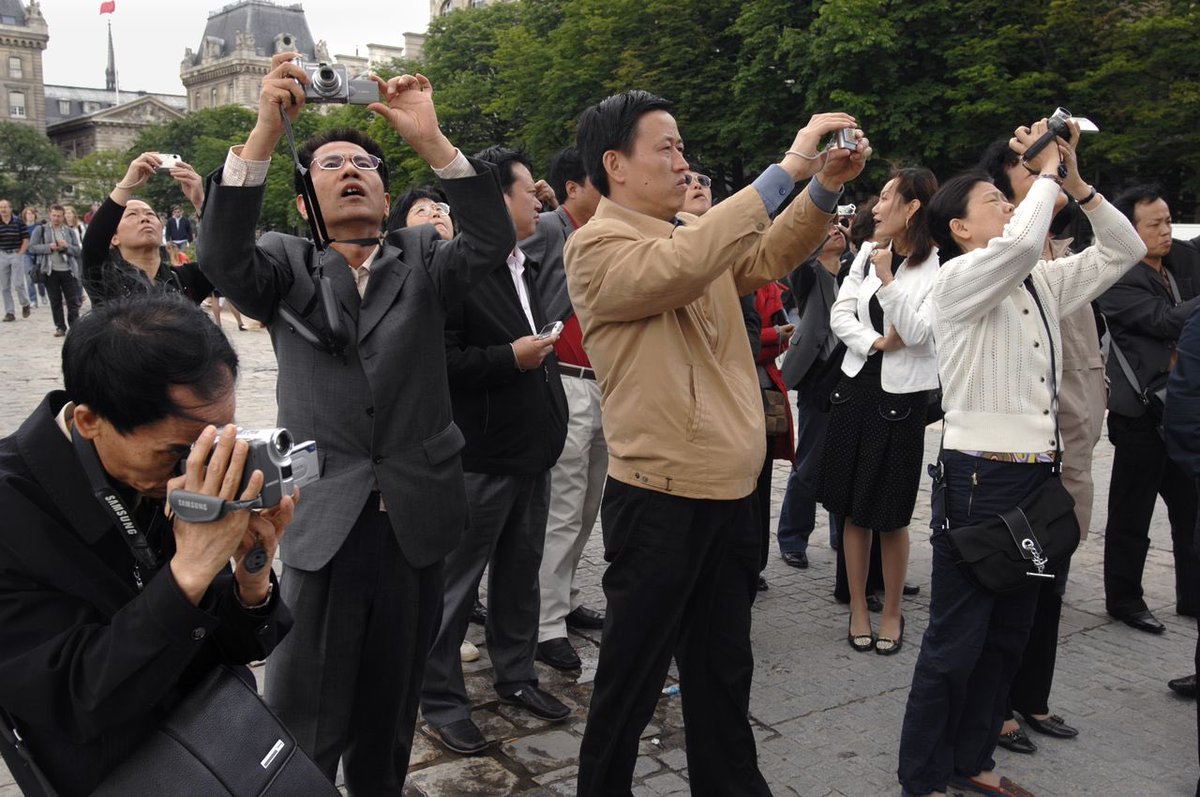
[819,167,940,655]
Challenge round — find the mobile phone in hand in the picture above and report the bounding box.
[536,320,563,340]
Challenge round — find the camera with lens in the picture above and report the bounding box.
[168,428,320,525]
[836,204,856,222]
[236,428,320,508]
[295,58,375,105]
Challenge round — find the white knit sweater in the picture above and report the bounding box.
[931,179,1146,453]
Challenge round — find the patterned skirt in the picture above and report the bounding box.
[817,367,930,532]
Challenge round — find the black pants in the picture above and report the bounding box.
[898,452,1047,795]
[1005,556,1069,719]
[43,270,81,332]
[265,497,443,796]
[577,478,770,797]
[1104,412,1200,616]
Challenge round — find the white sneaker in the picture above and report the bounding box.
[460,640,480,663]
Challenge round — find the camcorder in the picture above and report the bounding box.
[295,58,375,105]
[168,428,320,524]
[1021,107,1100,165]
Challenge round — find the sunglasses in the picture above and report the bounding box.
[683,173,712,188]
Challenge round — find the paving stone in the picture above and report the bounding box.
[407,757,520,796]
[499,729,580,775]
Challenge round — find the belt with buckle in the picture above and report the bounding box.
[558,364,596,380]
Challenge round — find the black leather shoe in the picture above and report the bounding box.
[867,593,883,612]
[423,718,487,755]
[902,582,920,596]
[1168,674,1198,699]
[997,727,1037,754]
[1021,713,1078,738]
[536,637,581,671]
[469,599,488,625]
[502,684,570,721]
[757,575,769,591]
[1111,608,1166,634]
[782,551,809,569]
[565,605,605,630]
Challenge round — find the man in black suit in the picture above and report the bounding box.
[0,294,293,796]
[522,146,607,672]
[420,146,570,755]
[198,54,514,794]
[165,205,194,246]
[1097,186,1200,633]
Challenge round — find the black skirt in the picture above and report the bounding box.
[817,366,929,532]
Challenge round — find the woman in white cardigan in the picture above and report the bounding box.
[896,121,1145,797]
[818,167,940,656]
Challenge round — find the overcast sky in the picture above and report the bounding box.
[40,0,432,95]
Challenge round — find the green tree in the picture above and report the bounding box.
[65,149,126,208]
[0,122,65,210]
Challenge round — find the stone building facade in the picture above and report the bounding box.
[0,0,47,133]
[180,0,322,112]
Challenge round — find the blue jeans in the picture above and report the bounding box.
[897,451,1048,795]
[777,388,838,554]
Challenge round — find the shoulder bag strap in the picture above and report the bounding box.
[1024,276,1062,471]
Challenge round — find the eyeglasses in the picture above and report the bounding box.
[312,153,383,171]
[683,173,712,188]
[411,202,451,218]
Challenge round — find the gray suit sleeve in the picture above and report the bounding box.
[197,171,295,322]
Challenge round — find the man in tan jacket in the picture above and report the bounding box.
[566,89,870,795]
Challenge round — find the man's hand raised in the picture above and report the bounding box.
[242,52,308,161]
[779,112,858,182]
[819,132,871,190]
[368,73,457,170]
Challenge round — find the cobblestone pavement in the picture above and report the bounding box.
[1,310,1196,796]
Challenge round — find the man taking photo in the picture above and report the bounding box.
[566,91,869,795]
[199,53,514,794]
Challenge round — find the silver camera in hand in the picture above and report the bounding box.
[237,428,319,508]
[295,59,375,105]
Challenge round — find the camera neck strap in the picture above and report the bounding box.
[71,425,160,589]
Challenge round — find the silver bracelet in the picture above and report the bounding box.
[785,149,823,161]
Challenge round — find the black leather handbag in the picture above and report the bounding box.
[1,665,338,797]
[92,665,339,796]
[940,278,1081,594]
[944,473,1080,594]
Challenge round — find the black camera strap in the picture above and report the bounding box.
[275,108,388,359]
[71,426,160,591]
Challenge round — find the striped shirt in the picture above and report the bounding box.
[0,217,26,252]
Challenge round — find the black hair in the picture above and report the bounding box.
[928,170,993,264]
[471,146,533,195]
[889,166,939,264]
[546,146,587,205]
[576,90,673,197]
[1113,184,1167,225]
[849,196,878,250]
[294,127,390,196]
[976,140,1021,202]
[386,185,450,235]
[63,293,239,434]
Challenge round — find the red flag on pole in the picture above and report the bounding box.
[99,1,115,14]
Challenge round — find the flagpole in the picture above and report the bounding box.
[107,19,119,104]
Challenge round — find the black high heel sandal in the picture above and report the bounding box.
[847,614,874,652]
[875,616,905,656]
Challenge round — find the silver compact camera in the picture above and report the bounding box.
[295,59,375,105]
[834,128,858,151]
[836,204,856,220]
[237,428,319,508]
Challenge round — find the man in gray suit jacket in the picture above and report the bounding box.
[198,55,514,795]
